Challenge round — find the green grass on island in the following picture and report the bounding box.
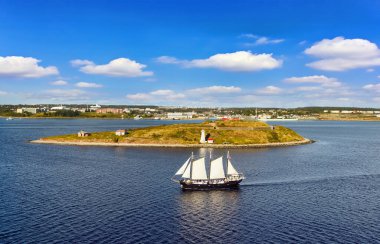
[41,120,306,145]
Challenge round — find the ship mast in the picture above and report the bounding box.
[226,151,230,175]
[208,151,212,180]
[190,152,194,180]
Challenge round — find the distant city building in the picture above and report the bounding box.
[145,108,156,112]
[90,104,101,109]
[330,110,340,114]
[129,108,145,112]
[360,111,374,114]
[51,106,66,111]
[96,108,123,114]
[167,112,195,119]
[16,108,39,114]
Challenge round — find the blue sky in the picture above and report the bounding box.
[1,0,380,107]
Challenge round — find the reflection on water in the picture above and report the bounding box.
[177,190,240,242]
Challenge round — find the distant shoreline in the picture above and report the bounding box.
[3,116,380,122]
[30,138,313,148]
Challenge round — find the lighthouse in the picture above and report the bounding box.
[200,130,206,143]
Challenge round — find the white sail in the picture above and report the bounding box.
[209,156,225,179]
[191,158,208,180]
[182,160,191,178]
[227,159,239,175]
[175,157,191,175]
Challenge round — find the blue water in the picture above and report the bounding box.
[0,119,379,243]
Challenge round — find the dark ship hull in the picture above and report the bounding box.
[180,179,242,190]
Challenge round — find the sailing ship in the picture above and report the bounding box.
[172,152,244,190]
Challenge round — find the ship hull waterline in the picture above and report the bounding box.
[180,179,242,190]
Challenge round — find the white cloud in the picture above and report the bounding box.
[257,86,283,95]
[240,34,259,39]
[126,90,186,102]
[284,75,342,87]
[299,40,307,45]
[337,97,350,102]
[51,80,68,86]
[363,83,380,92]
[0,90,7,96]
[72,58,153,77]
[240,34,284,46]
[305,37,380,71]
[75,82,103,88]
[294,86,322,92]
[155,56,182,64]
[126,93,153,101]
[0,56,58,78]
[378,75,380,79]
[187,86,241,94]
[157,51,282,72]
[254,37,284,45]
[70,59,94,67]
[150,89,175,96]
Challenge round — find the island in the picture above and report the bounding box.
[31,120,312,148]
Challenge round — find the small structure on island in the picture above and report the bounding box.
[78,130,91,137]
[207,138,214,144]
[200,130,206,144]
[115,129,127,136]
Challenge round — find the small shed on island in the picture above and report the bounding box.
[115,129,127,136]
[207,138,214,144]
[78,130,91,137]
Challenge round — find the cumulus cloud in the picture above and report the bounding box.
[284,75,342,87]
[0,56,58,78]
[75,82,103,88]
[305,37,380,71]
[363,83,380,92]
[51,80,68,86]
[0,90,7,96]
[157,51,282,72]
[72,58,153,77]
[187,86,241,94]
[257,86,283,95]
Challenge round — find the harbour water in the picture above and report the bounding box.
[0,119,379,243]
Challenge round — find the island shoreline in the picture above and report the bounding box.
[30,138,313,148]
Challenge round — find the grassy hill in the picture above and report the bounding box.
[41,120,305,145]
